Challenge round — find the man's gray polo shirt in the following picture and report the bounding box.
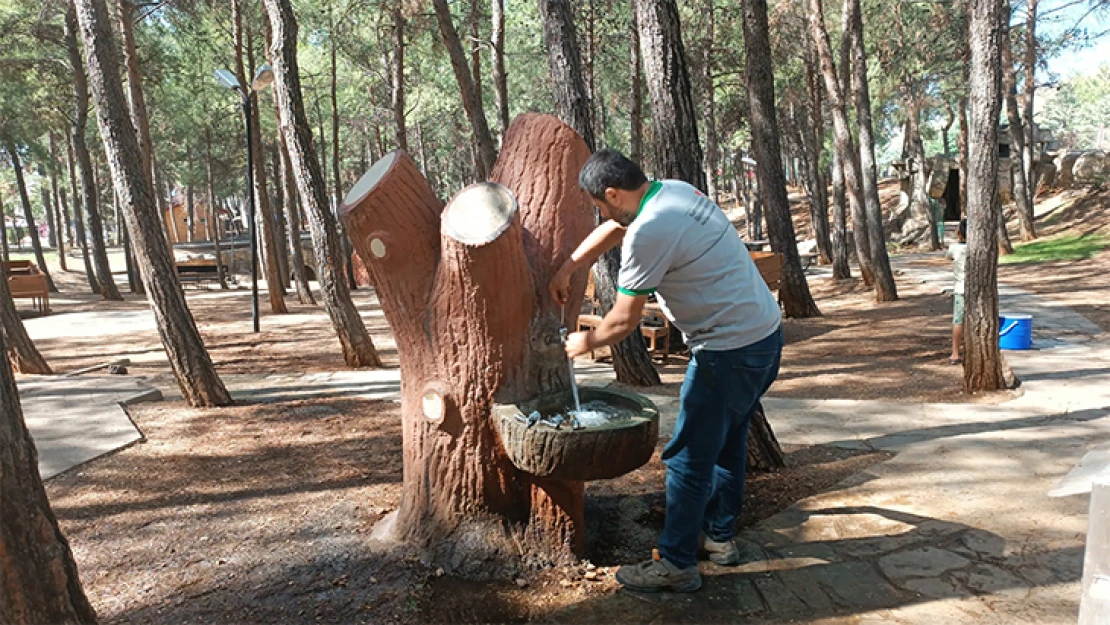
[617,180,781,352]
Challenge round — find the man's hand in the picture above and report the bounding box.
[549,266,572,306]
[564,330,594,359]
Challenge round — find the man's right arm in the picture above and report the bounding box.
[549,220,626,304]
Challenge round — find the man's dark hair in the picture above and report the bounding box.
[578,149,648,199]
[958,218,967,240]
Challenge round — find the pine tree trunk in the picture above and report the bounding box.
[49,136,70,272]
[702,0,719,205]
[6,141,58,293]
[634,0,706,191]
[431,0,497,179]
[629,13,644,166]
[203,128,230,290]
[66,4,121,301]
[0,262,51,375]
[268,146,291,287]
[742,0,820,318]
[746,403,785,471]
[958,96,969,218]
[65,126,99,293]
[904,98,941,250]
[1001,18,1036,242]
[277,139,315,304]
[847,0,898,301]
[116,0,152,180]
[829,133,852,279]
[75,0,233,407]
[491,0,510,143]
[240,11,288,312]
[537,0,596,152]
[117,192,140,293]
[801,30,833,265]
[341,114,598,576]
[538,0,660,386]
[469,0,482,96]
[39,165,60,257]
[963,0,1006,392]
[391,1,409,151]
[264,0,381,368]
[0,190,8,263]
[809,0,873,285]
[1022,0,1038,197]
[0,330,94,624]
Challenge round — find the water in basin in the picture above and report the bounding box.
[564,400,638,428]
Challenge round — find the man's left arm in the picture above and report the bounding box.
[564,293,647,358]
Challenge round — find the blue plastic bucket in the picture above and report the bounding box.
[999,313,1032,350]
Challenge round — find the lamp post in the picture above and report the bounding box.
[215,65,274,333]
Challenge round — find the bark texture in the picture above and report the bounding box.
[5,142,57,293]
[634,0,706,191]
[0,329,95,625]
[431,0,497,179]
[537,0,596,152]
[629,13,644,166]
[701,0,719,205]
[279,137,315,304]
[264,0,381,368]
[801,30,833,265]
[537,0,660,386]
[75,0,232,407]
[0,262,51,375]
[964,0,1007,392]
[64,132,98,293]
[1001,16,1036,241]
[65,4,121,301]
[237,3,288,313]
[901,98,940,250]
[829,135,851,279]
[116,0,155,193]
[808,0,873,285]
[742,0,820,318]
[341,114,596,577]
[491,0,509,142]
[1022,0,1038,198]
[846,0,898,301]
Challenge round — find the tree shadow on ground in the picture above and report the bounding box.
[443,506,1080,625]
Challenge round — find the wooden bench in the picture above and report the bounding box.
[175,260,227,288]
[4,260,50,314]
[577,273,673,363]
[750,250,783,292]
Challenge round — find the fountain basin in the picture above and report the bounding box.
[494,387,659,481]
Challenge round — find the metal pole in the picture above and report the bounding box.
[243,92,260,333]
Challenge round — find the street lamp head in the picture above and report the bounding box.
[251,65,274,92]
[213,69,243,93]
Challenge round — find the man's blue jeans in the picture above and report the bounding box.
[657,326,783,568]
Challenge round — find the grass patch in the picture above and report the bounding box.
[1001,233,1110,264]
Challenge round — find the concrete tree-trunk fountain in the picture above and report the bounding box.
[340,114,660,578]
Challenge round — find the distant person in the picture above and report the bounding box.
[549,149,782,593]
[947,219,968,365]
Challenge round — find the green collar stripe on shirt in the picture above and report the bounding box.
[636,181,663,217]
[618,286,656,297]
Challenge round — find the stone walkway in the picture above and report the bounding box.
[17,246,1108,622]
[18,375,161,479]
[578,255,1107,624]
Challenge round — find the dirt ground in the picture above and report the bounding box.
[612,271,981,405]
[46,396,889,624]
[20,183,1108,623]
[1000,188,1110,333]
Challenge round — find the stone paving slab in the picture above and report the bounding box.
[18,375,160,479]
